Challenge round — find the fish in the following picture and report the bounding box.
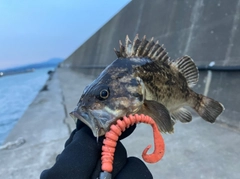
[70,34,224,138]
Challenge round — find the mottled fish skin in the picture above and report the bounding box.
[70,35,224,137]
[136,59,191,111]
[71,58,148,137]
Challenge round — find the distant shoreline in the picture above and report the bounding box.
[0,68,35,77]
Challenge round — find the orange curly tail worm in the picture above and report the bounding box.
[101,114,165,173]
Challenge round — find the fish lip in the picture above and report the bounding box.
[69,110,79,123]
[70,108,106,137]
[69,110,88,126]
[88,110,108,136]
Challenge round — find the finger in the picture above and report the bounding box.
[115,157,153,179]
[64,119,99,147]
[76,118,136,141]
[119,124,136,140]
[64,129,77,147]
[91,141,127,178]
[90,159,101,178]
[76,119,86,130]
[40,125,102,179]
[64,120,86,147]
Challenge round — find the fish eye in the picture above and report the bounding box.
[98,89,110,100]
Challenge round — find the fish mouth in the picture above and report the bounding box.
[70,107,109,137]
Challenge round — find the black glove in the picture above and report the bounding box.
[40,120,153,179]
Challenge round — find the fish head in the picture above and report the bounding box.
[70,69,145,137]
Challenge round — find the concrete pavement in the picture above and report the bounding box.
[1,67,240,178]
[0,70,85,179]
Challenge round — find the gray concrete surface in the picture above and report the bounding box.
[123,118,240,178]
[62,0,240,131]
[57,68,96,132]
[0,71,74,179]
[57,68,240,179]
[63,0,240,68]
[193,71,240,130]
[1,67,240,178]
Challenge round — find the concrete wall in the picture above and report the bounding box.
[62,0,240,128]
[63,0,240,68]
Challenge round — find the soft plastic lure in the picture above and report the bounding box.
[99,114,165,178]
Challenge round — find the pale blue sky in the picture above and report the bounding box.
[0,0,130,69]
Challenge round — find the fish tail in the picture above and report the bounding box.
[193,94,224,123]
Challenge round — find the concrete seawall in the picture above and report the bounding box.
[62,0,240,129]
[1,0,240,178]
[63,0,240,68]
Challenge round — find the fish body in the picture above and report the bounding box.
[70,35,224,137]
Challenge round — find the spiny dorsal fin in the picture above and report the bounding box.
[171,56,199,87]
[114,34,170,63]
[171,107,192,123]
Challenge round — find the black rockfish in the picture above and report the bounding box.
[70,35,224,137]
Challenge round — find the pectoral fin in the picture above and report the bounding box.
[138,100,174,133]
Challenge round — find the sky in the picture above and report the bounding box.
[0,0,130,69]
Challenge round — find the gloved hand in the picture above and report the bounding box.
[40,120,153,179]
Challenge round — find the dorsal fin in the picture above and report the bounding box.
[171,56,199,87]
[114,34,170,63]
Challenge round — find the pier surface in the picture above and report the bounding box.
[1,67,239,179]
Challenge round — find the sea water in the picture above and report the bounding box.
[0,67,54,145]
